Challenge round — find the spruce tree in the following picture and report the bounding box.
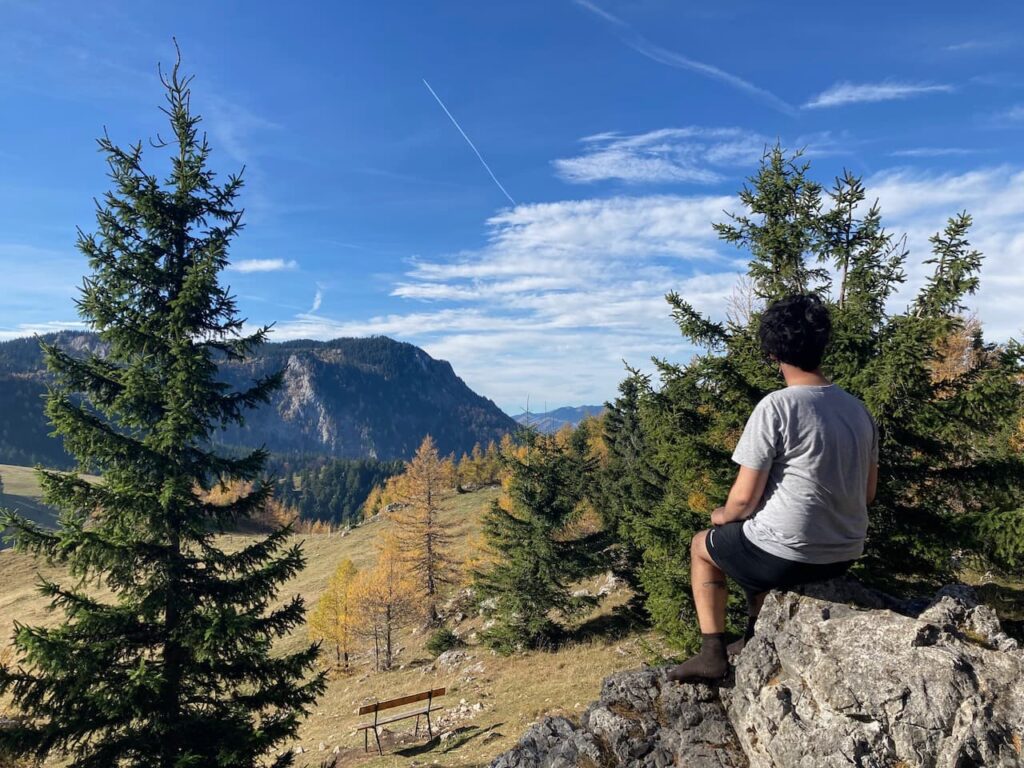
[600,147,1024,647]
[475,431,605,653]
[594,370,663,593]
[0,55,323,767]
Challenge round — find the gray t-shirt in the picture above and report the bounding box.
[731,384,878,564]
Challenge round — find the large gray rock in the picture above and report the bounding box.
[490,579,1024,767]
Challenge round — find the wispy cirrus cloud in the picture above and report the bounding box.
[867,165,1024,341]
[573,0,796,116]
[555,127,755,184]
[804,81,954,109]
[553,127,846,185]
[228,258,297,273]
[274,193,743,408]
[271,160,1024,410]
[993,104,1024,123]
[309,286,324,313]
[889,147,983,158]
[944,39,1007,53]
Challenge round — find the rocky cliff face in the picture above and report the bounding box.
[0,333,516,464]
[491,580,1024,767]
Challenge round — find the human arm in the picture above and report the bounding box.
[716,397,778,526]
[711,465,770,526]
[866,462,878,506]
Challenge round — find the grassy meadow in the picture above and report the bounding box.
[0,471,665,767]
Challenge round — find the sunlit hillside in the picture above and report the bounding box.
[0,474,663,767]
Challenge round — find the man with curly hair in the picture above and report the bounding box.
[668,293,879,683]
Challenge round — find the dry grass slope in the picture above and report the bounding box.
[0,474,661,767]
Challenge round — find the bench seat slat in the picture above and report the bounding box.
[358,687,446,715]
[356,704,444,730]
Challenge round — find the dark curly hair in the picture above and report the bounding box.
[758,294,832,372]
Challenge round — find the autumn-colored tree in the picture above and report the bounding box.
[198,479,298,530]
[308,560,358,670]
[361,484,384,518]
[351,535,417,671]
[391,436,458,623]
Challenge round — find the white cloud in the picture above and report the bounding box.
[273,194,743,409]
[309,286,323,313]
[0,320,89,341]
[867,166,1024,340]
[272,165,1024,410]
[554,127,845,185]
[889,147,982,158]
[804,81,954,109]
[995,104,1024,123]
[944,39,1006,53]
[228,258,297,273]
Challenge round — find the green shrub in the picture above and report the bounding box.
[425,627,462,657]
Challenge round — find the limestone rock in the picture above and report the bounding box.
[435,649,470,669]
[490,579,1024,768]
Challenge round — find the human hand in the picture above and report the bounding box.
[710,506,727,526]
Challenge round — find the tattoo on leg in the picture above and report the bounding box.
[701,580,727,589]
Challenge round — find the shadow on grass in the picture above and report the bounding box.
[567,597,651,645]
[394,722,506,758]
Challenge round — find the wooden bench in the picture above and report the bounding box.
[356,687,446,755]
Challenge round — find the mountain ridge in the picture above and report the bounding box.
[0,332,515,466]
[512,404,605,433]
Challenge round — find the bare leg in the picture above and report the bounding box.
[666,530,729,682]
[691,529,728,633]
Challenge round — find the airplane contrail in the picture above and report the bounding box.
[422,79,517,206]
[573,0,797,117]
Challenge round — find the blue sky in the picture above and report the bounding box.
[2,1,1023,413]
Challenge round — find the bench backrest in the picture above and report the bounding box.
[358,687,446,716]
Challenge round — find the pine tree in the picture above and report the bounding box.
[351,535,417,671]
[391,436,457,624]
[475,431,606,653]
[0,54,323,767]
[308,560,358,670]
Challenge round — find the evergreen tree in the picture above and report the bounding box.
[475,431,606,653]
[391,436,458,624]
[0,55,323,767]
[599,147,1024,647]
[593,370,665,594]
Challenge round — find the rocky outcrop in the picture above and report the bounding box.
[491,579,1024,767]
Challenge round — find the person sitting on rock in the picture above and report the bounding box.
[667,293,878,683]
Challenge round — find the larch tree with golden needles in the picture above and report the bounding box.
[308,559,358,670]
[351,535,417,671]
[392,436,458,624]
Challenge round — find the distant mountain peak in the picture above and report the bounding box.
[512,405,606,433]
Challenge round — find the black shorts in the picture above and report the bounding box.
[705,521,854,596]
